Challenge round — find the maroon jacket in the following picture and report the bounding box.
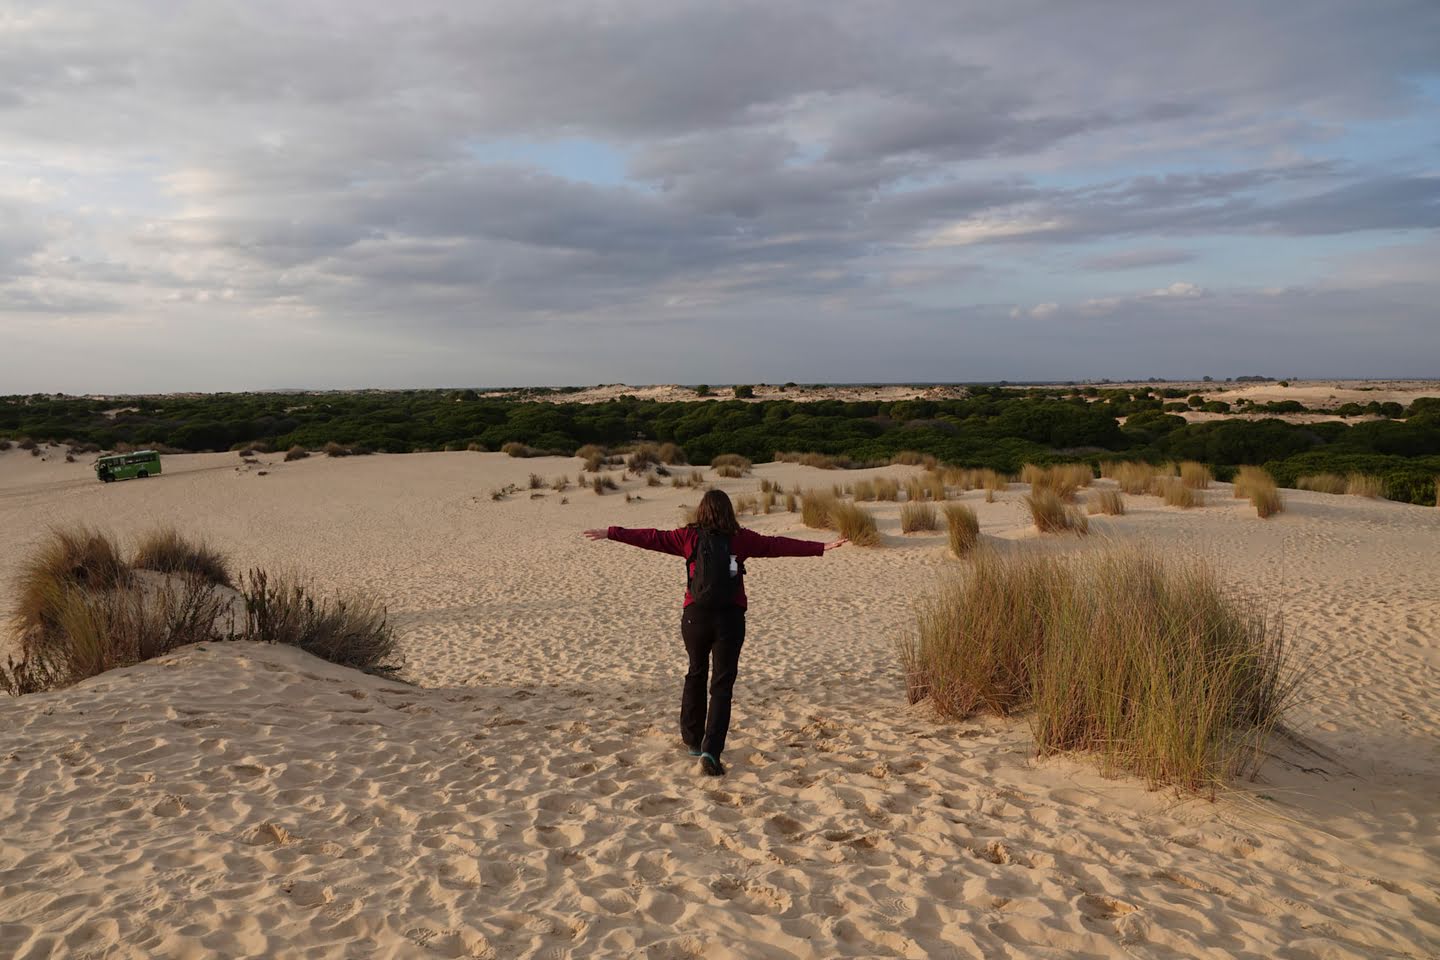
[607,526,825,609]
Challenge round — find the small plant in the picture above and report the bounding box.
[1344,473,1384,498]
[899,547,1301,793]
[552,476,570,492]
[1025,489,1089,534]
[829,501,880,546]
[733,384,755,399]
[980,470,1007,502]
[801,488,837,529]
[657,442,687,465]
[1232,465,1272,499]
[323,441,352,458]
[1112,462,1157,495]
[466,442,487,452]
[528,473,544,490]
[500,442,534,458]
[761,489,776,513]
[873,477,901,501]
[710,454,752,477]
[647,473,662,487]
[784,491,797,512]
[132,529,233,588]
[1086,489,1125,516]
[239,569,402,677]
[1252,485,1284,518]
[284,446,309,461]
[1180,461,1213,489]
[901,501,938,533]
[14,528,130,646]
[904,477,927,502]
[943,504,980,556]
[852,478,876,501]
[1156,477,1200,508]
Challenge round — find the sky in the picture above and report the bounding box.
[2,0,1438,393]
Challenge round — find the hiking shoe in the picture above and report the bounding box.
[699,753,726,777]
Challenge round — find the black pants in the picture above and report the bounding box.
[680,604,747,759]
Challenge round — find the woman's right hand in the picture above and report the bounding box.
[582,529,609,541]
[824,538,848,551]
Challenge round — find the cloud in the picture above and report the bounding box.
[1,1,1438,390]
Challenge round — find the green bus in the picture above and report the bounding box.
[95,450,162,482]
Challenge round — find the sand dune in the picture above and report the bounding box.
[2,448,1438,958]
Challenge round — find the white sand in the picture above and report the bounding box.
[1,447,1437,958]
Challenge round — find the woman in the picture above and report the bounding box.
[584,489,846,776]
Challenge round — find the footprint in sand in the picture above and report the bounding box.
[1079,893,1138,919]
[284,881,334,907]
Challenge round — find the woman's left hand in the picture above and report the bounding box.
[582,529,609,541]
[824,538,848,551]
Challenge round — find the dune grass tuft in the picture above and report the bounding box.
[943,504,980,557]
[828,500,881,546]
[284,445,309,461]
[851,478,876,501]
[900,501,938,533]
[980,470,1007,502]
[1179,461,1213,489]
[238,569,401,677]
[132,529,233,588]
[1251,485,1285,519]
[1344,473,1384,498]
[1232,465,1271,499]
[1024,489,1089,534]
[710,454,752,477]
[14,528,129,647]
[1297,473,1346,495]
[801,488,838,529]
[1112,462,1157,495]
[1086,489,1125,516]
[899,546,1301,793]
[1155,477,1200,508]
[784,491,797,512]
[873,477,901,501]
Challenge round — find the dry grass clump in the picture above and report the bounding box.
[657,442,687,465]
[784,491,797,512]
[323,441,353,458]
[3,574,231,696]
[733,494,758,515]
[943,504,980,557]
[891,451,938,470]
[776,451,841,470]
[761,489,776,513]
[591,474,619,494]
[1231,465,1271,499]
[551,475,570,492]
[1251,485,1285,519]
[901,501,939,533]
[980,470,1007,502]
[13,529,130,644]
[1155,477,1200,508]
[899,547,1300,792]
[1344,473,1384,498]
[238,569,401,677]
[1025,490,1089,534]
[1086,489,1126,516]
[922,471,948,501]
[874,477,901,501]
[1023,463,1091,503]
[1296,473,1346,495]
[1233,467,1284,518]
[528,473,544,490]
[132,530,233,588]
[904,477,927,503]
[801,488,838,529]
[1180,461,1213,489]
[284,446,309,461]
[828,501,881,546]
[1112,462,1158,495]
[710,454,752,477]
[852,478,876,501]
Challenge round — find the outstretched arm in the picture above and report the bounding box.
[583,526,690,557]
[738,530,846,558]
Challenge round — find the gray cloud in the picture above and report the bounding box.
[1,0,1438,390]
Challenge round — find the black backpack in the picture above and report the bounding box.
[688,530,743,608]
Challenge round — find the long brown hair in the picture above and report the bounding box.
[691,489,741,535]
